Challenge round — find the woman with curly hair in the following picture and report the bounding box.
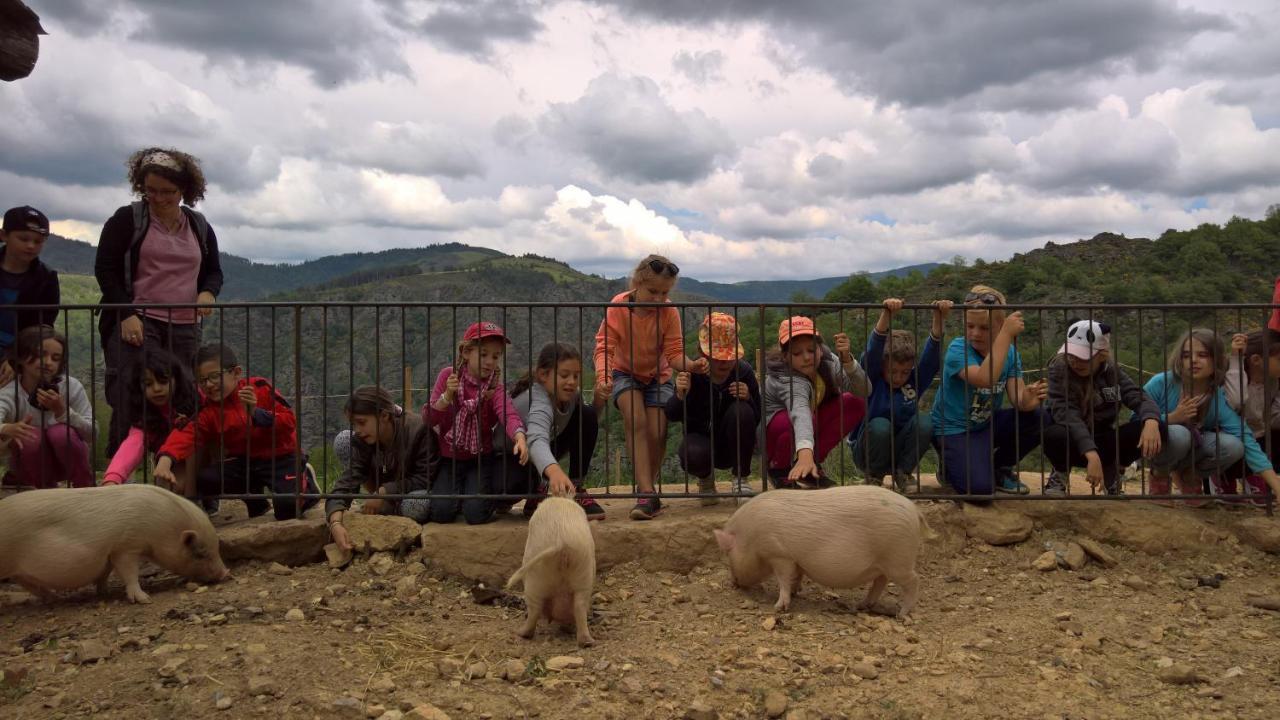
[94,147,224,454]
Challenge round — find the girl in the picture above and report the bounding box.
[593,254,706,520]
[667,312,761,504]
[327,386,435,550]
[1144,329,1280,505]
[1041,320,1165,496]
[500,342,605,520]
[1224,329,1280,502]
[763,315,869,489]
[0,325,94,488]
[425,321,529,524]
[102,348,200,494]
[930,285,1047,495]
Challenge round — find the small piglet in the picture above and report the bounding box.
[714,485,931,617]
[0,484,230,604]
[505,497,596,647]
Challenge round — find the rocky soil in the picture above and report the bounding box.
[2,480,1280,720]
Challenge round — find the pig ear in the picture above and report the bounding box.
[713,529,735,553]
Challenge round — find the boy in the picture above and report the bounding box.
[0,206,59,388]
[848,298,952,492]
[154,344,317,519]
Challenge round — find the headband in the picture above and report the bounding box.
[141,151,182,171]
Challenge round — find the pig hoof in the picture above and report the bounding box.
[127,590,152,604]
[577,634,595,648]
[773,600,790,613]
[516,629,535,641]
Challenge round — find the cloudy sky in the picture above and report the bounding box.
[4,0,1280,281]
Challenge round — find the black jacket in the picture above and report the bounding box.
[1045,356,1160,455]
[0,247,59,351]
[94,202,223,342]
[664,360,762,435]
[325,412,438,518]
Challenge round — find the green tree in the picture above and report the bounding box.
[824,273,877,304]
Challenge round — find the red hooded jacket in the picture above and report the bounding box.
[157,377,297,462]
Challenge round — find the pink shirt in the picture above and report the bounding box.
[132,214,201,324]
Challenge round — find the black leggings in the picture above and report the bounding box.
[676,400,757,479]
[499,403,599,496]
[1041,420,1165,494]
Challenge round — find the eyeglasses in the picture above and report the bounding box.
[647,259,679,277]
[198,369,231,387]
[144,186,181,198]
[964,292,1000,305]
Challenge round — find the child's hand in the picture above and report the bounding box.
[1138,418,1162,458]
[0,360,12,388]
[153,457,176,486]
[932,299,954,319]
[546,466,575,497]
[362,486,387,515]
[444,370,459,402]
[674,372,691,400]
[237,386,257,411]
[483,366,502,401]
[36,388,65,417]
[1022,379,1047,409]
[1231,333,1247,355]
[727,382,751,401]
[1084,451,1104,490]
[1000,311,1026,339]
[882,298,904,315]
[0,416,37,449]
[592,377,612,405]
[688,357,710,374]
[788,451,820,483]
[1169,394,1203,424]
[328,517,353,551]
[833,332,853,363]
[513,432,529,466]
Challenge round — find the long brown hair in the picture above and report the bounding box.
[766,335,839,395]
[510,342,582,397]
[1168,328,1227,389]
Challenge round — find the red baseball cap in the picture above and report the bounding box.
[462,321,510,344]
[778,316,819,346]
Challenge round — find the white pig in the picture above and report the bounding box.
[0,484,230,604]
[714,485,931,617]
[505,496,596,647]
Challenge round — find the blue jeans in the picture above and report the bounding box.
[428,455,498,525]
[611,370,674,408]
[933,408,1045,494]
[852,413,933,478]
[1148,425,1244,476]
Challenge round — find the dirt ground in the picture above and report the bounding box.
[2,479,1280,720]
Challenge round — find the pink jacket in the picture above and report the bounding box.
[424,366,524,460]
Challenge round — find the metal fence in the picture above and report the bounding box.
[1,300,1276,517]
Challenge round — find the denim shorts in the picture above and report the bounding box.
[611,370,674,408]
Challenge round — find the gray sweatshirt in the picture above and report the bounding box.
[763,346,870,453]
[0,376,95,448]
[510,384,578,476]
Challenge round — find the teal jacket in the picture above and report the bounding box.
[1143,371,1273,473]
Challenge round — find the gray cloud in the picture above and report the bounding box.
[410,0,545,58]
[672,49,725,85]
[42,0,408,86]
[591,0,1228,108]
[331,121,484,179]
[539,74,735,183]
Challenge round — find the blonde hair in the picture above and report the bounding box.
[629,254,678,291]
[964,284,1008,326]
[886,330,917,364]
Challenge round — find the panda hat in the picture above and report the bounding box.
[1060,319,1111,360]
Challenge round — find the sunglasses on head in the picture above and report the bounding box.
[647,259,679,277]
[964,292,1000,305]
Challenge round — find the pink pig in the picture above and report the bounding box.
[714,485,931,617]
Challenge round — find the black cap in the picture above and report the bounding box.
[2,206,50,235]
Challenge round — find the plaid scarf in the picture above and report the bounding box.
[444,367,493,455]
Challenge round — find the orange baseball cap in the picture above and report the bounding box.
[699,312,745,361]
[777,316,819,346]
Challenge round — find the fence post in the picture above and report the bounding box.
[403,365,413,411]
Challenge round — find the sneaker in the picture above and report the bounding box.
[1209,476,1245,505]
[891,473,915,494]
[1042,471,1068,497]
[768,468,798,490]
[1177,474,1209,508]
[697,476,720,506]
[301,463,320,512]
[995,468,1029,495]
[202,498,221,516]
[730,477,756,497]
[1244,475,1273,507]
[629,494,662,521]
[576,492,606,520]
[522,495,543,519]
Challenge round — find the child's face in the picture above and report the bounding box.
[633,276,676,304]
[20,338,62,382]
[142,368,173,407]
[196,359,242,402]
[1,230,46,266]
[964,310,995,355]
[462,338,505,379]
[885,359,915,389]
[538,358,581,405]
[709,357,737,379]
[1066,352,1107,378]
[143,172,183,215]
[786,336,818,378]
[350,412,394,447]
[1250,353,1280,381]
[1179,339,1215,383]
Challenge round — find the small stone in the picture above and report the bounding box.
[75,639,113,664]
[464,662,487,680]
[1157,664,1200,685]
[763,690,789,718]
[396,576,418,600]
[1176,577,1198,591]
[268,562,293,576]
[1032,551,1058,572]
[1154,657,1174,669]
[158,657,188,678]
[246,643,268,655]
[247,676,275,696]
[545,656,584,671]
[284,608,306,622]
[1075,538,1118,567]
[500,659,526,682]
[379,712,405,720]
[367,705,387,719]
[1222,666,1245,679]
[1063,543,1087,571]
[215,695,233,710]
[851,662,879,680]
[1245,595,1280,612]
[1054,611,1073,621]
[371,675,396,693]
[207,614,228,626]
[333,697,364,716]
[1121,575,1150,592]
[1196,687,1223,699]
[761,617,777,631]
[244,606,264,616]
[152,643,182,655]
[686,699,718,720]
[325,543,354,569]
[406,703,451,720]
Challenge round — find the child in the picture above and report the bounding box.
[848,298,951,493]
[1225,329,1280,502]
[327,386,435,549]
[1143,329,1280,505]
[593,254,707,520]
[931,285,1047,495]
[0,206,59,388]
[667,312,761,504]
[0,325,94,488]
[102,348,200,494]
[425,321,529,525]
[763,315,869,489]
[1041,320,1166,496]
[154,343,318,520]
[499,342,605,520]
